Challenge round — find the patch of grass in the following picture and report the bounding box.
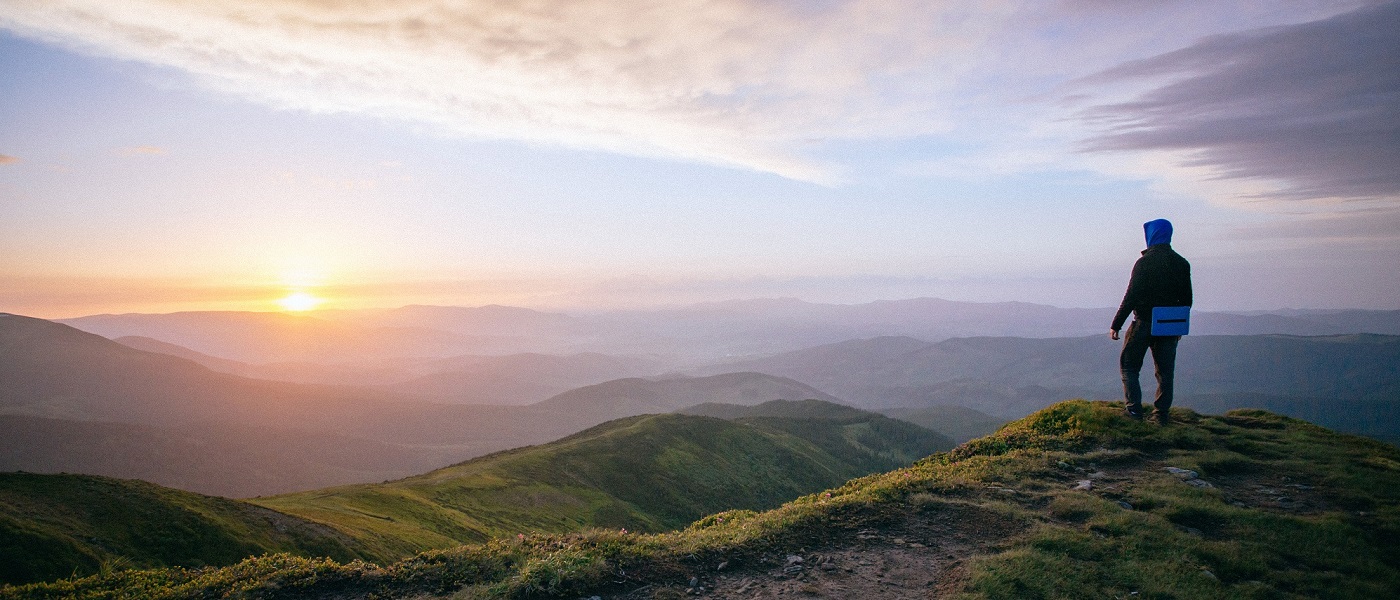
[0,473,367,586]
[7,400,1399,599]
[253,412,946,564]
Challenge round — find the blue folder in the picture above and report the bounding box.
[1150,306,1190,336]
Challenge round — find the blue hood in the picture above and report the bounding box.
[1144,219,1173,247]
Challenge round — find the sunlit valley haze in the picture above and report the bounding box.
[1,1,1396,316]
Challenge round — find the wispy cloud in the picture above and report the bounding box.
[1077,1,1400,202]
[1,1,1386,194]
[0,0,1018,184]
[1230,206,1400,241]
[0,154,18,165]
[117,145,166,156]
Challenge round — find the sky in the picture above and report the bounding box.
[1,0,1397,318]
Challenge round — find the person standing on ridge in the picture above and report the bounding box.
[1110,218,1192,425]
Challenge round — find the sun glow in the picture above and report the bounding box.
[277,291,324,312]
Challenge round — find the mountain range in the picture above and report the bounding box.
[6,308,1399,496]
[698,333,1400,440]
[3,298,1399,597]
[58,299,1400,368]
[0,314,844,496]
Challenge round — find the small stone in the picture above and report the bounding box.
[1088,471,1107,480]
[1202,569,1218,580]
[689,576,699,588]
[1057,460,1072,469]
[892,538,906,545]
[1074,480,1093,490]
[786,555,804,565]
[1185,479,1215,488]
[1117,500,1134,510]
[716,561,728,571]
[909,542,925,548]
[1163,467,1198,479]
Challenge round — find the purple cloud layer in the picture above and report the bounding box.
[1080,1,1400,201]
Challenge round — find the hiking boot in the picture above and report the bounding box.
[1151,410,1170,425]
[1123,406,1144,421]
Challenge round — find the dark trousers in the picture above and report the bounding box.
[1120,320,1180,413]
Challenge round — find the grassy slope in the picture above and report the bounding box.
[251,411,949,560]
[8,400,1399,599]
[880,404,1008,443]
[0,473,369,586]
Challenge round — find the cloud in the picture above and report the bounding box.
[1230,206,1400,241]
[0,0,1016,184]
[1077,1,1400,202]
[2,1,1381,190]
[0,154,18,165]
[117,145,166,156]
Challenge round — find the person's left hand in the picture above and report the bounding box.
[1109,329,1120,340]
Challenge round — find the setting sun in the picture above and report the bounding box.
[277,291,324,312]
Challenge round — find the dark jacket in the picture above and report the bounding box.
[1111,244,1193,332]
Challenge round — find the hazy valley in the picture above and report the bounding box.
[6,299,1399,498]
[2,298,1399,596]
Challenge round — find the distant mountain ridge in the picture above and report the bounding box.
[0,314,590,495]
[698,333,1400,441]
[0,415,436,498]
[52,300,1400,368]
[115,334,658,403]
[59,311,477,363]
[0,314,857,497]
[535,372,841,422]
[383,352,658,404]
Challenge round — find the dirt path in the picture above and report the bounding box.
[593,502,1024,600]
[585,446,1324,600]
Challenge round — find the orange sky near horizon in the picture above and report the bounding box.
[3,2,1397,316]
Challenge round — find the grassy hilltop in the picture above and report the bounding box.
[6,399,1398,599]
[0,474,367,586]
[253,407,947,559]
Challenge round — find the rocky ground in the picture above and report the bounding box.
[579,502,1023,600]
[574,449,1332,599]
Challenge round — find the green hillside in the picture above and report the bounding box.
[679,398,955,463]
[253,409,949,560]
[683,397,1002,445]
[0,473,368,586]
[12,400,1398,599]
[679,398,874,420]
[881,404,1008,443]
